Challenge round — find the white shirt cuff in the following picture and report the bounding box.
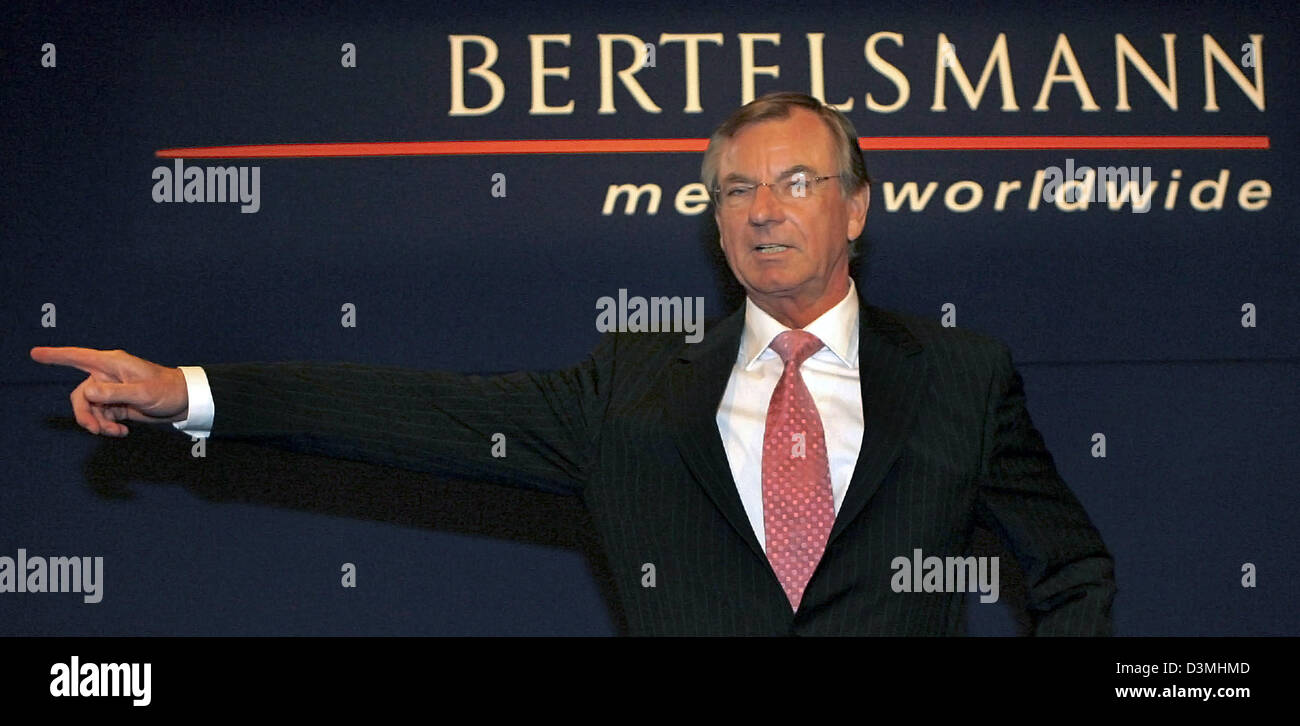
[171,365,214,438]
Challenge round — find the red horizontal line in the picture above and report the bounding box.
[869,135,1269,150]
[155,135,1270,158]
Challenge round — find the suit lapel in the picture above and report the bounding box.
[828,301,928,545]
[663,298,929,562]
[664,306,767,561]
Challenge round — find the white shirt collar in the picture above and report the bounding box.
[739,278,860,370]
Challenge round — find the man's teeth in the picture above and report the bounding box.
[756,244,789,253]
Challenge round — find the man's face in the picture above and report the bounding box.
[713,108,868,313]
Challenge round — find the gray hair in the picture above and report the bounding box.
[700,91,871,200]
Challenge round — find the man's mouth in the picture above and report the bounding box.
[753,244,793,254]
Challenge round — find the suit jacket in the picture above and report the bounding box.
[202,296,1116,635]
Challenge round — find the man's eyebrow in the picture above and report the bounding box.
[776,164,814,178]
[720,164,815,185]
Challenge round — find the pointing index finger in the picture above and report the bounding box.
[29,346,115,376]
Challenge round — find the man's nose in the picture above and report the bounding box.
[747,183,785,226]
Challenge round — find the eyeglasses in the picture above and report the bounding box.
[712,171,843,209]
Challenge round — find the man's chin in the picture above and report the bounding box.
[740,271,810,299]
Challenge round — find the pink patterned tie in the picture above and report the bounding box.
[763,330,836,612]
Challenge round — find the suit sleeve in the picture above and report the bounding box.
[199,334,618,497]
[974,342,1117,636]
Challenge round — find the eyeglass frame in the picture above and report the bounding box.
[710,170,845,208]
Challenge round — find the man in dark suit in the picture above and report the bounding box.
[31,92,1115,635]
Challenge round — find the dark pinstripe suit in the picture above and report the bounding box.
[203,296,1116,635]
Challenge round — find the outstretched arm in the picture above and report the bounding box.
[199,339,614,496]
[31,336,617,497]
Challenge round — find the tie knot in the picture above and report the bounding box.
[769,330,824,368]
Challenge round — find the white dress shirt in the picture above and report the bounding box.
[715,280,864,552]
[174,281,866,552]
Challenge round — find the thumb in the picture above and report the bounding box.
[83,380,155,407]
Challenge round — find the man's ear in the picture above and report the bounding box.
[846,184,869,240]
